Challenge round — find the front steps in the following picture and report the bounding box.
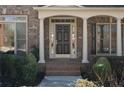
[45,59,81,75]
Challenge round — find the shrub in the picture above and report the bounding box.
[0,53,40,87]
[31,47,39,62]
[14,55,27,85]
[22,53,38,85]
[1,54,16,79]
[93,57,112,86]
[91,56,124,85]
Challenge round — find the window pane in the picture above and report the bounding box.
[15,16,26,21]
[16,23,26,40]
[0,23,15,53]
[17,40,26,51]
[96,24,110,54]
[111,24,117,54]
[16,23,26,52]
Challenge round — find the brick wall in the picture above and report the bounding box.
[0,6,123,60]
[44,18,49,60]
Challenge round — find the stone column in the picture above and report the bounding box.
[39,18,45,63]
[117,17,122,56]
[82,18,89,63]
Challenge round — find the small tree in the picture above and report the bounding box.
[93,57,112,86]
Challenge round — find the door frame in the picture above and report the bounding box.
[49,17,77,58]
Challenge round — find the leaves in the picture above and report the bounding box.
[75,79,97,87]
[93,57,112,86]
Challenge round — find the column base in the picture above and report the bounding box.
[38,62,46,73]
[38,60,45,63]
[81,60,89,63]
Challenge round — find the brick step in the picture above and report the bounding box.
[46,66,80,70]
[46,71,81,75]
[46,61,81,75]
[46,58,80,63]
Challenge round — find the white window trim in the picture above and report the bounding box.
[49,17,77,58]
[0,15,28,54]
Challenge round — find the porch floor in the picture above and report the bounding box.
[38,76,81,87]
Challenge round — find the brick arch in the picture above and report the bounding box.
[88,15,117,23]
[87,14,118,20]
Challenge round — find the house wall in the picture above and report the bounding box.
[1,5,124,58]
[0,5,39,51]
[44,18,49,60]
[77,18,83,60]
[1,6,124,75]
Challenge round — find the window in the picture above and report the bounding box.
[91,23,117,55]
[0,15,27,54]
[51,19,75,23]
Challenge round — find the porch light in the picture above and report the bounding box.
[51,34,54,42]
[51,34,54,38]
[51,33,54,54]
[72,33,75,40]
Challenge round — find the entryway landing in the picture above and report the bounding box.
[38,76,81,87]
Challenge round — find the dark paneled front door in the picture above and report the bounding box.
[56,24,70,54]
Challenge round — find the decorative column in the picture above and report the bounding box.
[82,18,89,63]
[39,18,45,63]
[117,17,122,56]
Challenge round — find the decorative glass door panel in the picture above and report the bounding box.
[56,24,70,54]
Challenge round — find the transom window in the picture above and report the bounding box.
[0,15,27,54]
[91,23,117,55]
[51,19,75,23]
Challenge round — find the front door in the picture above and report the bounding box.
[56,24,70,54]
[49,17,77,58]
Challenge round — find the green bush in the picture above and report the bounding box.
[0,53,39,86]
[93,57,112,86]
[1,55,16,79]
[14,55,27,85]
[31,47,39,62]
[91,56,124,83]
[22,53,38,85]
